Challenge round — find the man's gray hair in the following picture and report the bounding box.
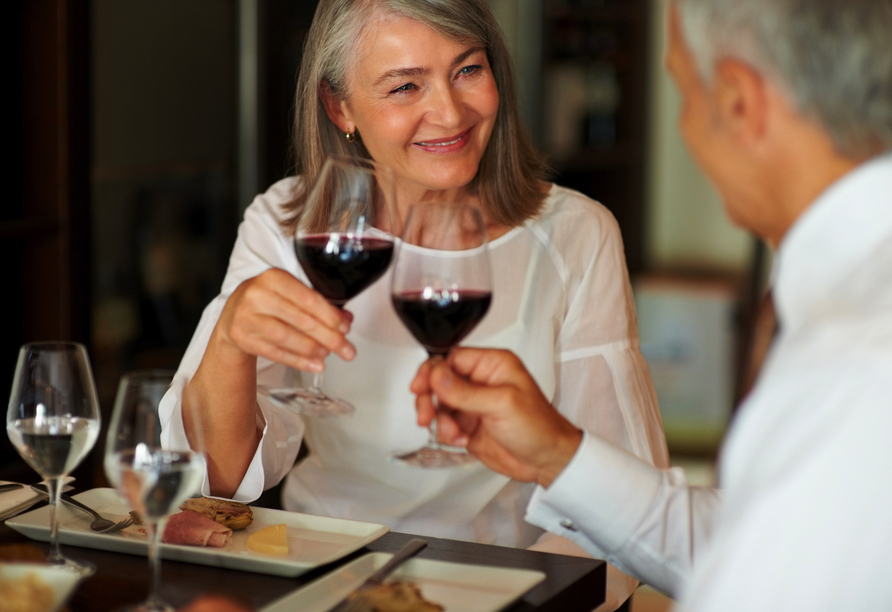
[676,0,892,157]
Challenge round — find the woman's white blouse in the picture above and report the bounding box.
[161,177,669,549]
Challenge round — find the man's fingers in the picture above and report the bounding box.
[429,360,515,417]
[410,359,434,395]
[414,389,436,427]
[434,410,468,446]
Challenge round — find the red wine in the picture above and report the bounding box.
[296,235,394,306]
[392,290,492,356]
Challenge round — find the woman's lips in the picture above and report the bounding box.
[412,128,472,153]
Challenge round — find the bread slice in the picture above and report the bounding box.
[350,581,444,612]
[179,497,253,530]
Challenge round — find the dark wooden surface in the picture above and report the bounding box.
[0,515,605,612]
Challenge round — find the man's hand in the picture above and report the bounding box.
[411,349,583,488]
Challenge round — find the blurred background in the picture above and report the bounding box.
[3,1,770,607]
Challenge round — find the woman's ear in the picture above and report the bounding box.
[319,80,353,133]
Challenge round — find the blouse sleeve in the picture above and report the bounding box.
[524,193,671,609]
[160,179,307,502]
[553,197,669,468]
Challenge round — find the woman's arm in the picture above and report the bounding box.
[183,268,354,498]
[171,180,354,498]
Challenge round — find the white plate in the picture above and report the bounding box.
[5,488,389,578]
[261,552,546,612]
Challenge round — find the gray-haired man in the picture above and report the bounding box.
[412,0,892,609]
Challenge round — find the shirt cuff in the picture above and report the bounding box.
[525,431,664,555]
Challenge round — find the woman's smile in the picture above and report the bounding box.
[413,128,472,152]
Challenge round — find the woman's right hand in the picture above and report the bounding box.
[216,268,356,372]
[185,268,355,497]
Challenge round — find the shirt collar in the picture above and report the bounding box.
[773,151,892,330]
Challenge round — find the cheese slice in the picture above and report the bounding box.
[246,524,289,556]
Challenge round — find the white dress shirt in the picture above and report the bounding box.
[526,151,892,610]
[160,178,668,608]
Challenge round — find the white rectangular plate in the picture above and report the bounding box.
[262,552,546,612]
[5,488,389,578]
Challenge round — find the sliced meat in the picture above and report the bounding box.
[162,509,232,548]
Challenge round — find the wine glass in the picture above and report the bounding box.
[6,342,101,575]
[390,203,492,468]
[104,370,206,612]
[266,155,398,417]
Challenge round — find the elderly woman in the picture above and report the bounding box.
[163,0,668,609]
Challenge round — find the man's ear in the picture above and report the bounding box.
[713,58,769,149]
[319,80,353,133]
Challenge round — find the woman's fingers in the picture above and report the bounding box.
[222,269,356,370]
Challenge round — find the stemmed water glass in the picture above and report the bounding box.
[6,342,101,575]
[391,203,492,468]
[266,155,398,417]
[104,370,207,612]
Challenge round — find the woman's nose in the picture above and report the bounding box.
[425,84,464,128]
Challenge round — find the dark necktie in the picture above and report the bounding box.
[738,289,778,401]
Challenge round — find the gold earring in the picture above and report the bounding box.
[345,130,355,143]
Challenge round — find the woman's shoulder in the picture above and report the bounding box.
[244,176,305,223]
[531,183,621,238]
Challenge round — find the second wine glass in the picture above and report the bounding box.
[391,203,492,468]
[267,155,398,418]
[104,370,206,612]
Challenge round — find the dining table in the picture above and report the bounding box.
[0,496,606,612]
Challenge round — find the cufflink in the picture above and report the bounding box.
[560,519,578,532]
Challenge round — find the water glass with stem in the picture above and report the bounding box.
[6,341,101,575]
[104,370,207,612]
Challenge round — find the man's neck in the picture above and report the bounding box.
[759,116,865,248]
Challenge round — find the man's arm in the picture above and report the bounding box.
[412,348,722,597]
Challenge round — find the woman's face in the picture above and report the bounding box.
[331,14,500,204]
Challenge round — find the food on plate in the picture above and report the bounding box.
[351,581,444,612]
[162,510,232,548]
[180,497,253,530]
[246,524,289,556]
[0,568,55,612]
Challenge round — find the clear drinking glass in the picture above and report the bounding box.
[6,342,101,575]
[266,155,398,417]
[391,203,492,468]
[104,370,206,612]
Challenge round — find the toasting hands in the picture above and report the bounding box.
[410,349,583,488]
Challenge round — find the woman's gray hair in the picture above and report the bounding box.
[676,0,892,157]
[285,0,549,231]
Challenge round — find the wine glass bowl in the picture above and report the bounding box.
[390,203,492,468]
[104,370,206,612]
[6,342,101,575]
[268,155,398,417]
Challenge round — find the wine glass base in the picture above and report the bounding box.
[48,556,96,578]
[393,445,477,468]
[265,387,355,418]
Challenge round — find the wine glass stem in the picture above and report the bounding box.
[146,518,167,607]
[44,477,64,565]
[426,353,448,449]
[310,370,325,394]
[427,404,441,450]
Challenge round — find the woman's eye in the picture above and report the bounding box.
[459,65,482,76]
[389,83,416,94]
